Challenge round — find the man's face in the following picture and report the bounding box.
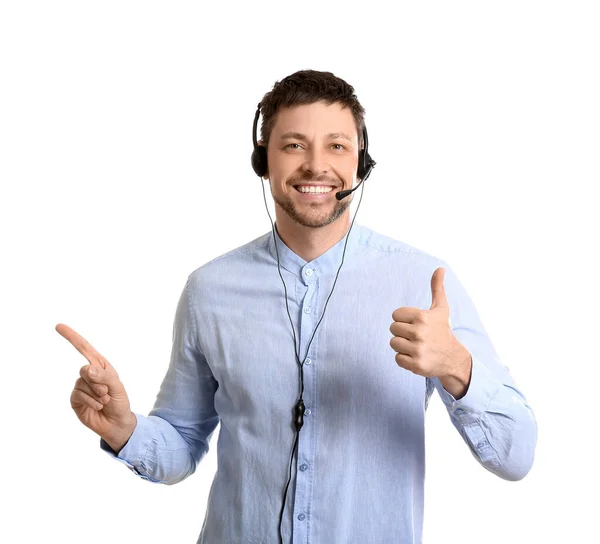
[265,101,360,229]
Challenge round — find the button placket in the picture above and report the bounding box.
[293,274,318,543]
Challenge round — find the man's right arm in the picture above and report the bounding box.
[99,273,220,485]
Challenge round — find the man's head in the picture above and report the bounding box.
[257,70,366,229]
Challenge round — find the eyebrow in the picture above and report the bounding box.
[280,131,353,143]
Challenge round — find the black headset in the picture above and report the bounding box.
[251,100,375,543]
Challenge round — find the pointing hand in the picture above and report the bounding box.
[56,323,137,453]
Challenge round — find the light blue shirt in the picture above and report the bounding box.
[101,221,537,543]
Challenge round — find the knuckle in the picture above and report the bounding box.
[74,377,84,389]
[71,389,84,407]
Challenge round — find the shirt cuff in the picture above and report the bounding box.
[99,413,160,482]
[437,354,502,423]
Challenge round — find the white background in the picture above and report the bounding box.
[1,1,598,542]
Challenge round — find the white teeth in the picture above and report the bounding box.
[297,186,333,193]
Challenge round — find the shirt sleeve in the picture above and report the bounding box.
[99,272,220,485]
[430,261,538,481]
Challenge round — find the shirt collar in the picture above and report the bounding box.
[266,221,364,279]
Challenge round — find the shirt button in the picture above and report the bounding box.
[297,513,306,521]
[305,358,311,365]
[304,306,311,313]
[300,463,308,471]
[304,408,311,416]
[305,269,313,276]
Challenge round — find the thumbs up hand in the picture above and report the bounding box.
[56,323,137,453]
[389,268,472,395]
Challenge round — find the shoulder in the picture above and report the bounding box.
[357,223,447,270]
[186,230,272,289]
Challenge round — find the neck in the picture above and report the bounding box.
[274,213,351,263]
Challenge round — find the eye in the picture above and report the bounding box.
[285,143,303,150]
[331,144,346,151]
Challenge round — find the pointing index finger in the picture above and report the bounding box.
[55,323,107,369]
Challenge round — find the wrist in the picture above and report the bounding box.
[104,413,137,454]
[439,347,472,399]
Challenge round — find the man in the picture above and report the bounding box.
[57,69,537,543]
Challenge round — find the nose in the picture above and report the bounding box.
[301,146,330,176]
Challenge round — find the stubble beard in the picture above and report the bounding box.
[272,189,352,229]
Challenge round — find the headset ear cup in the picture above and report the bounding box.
[357,125,376,181]
[251,145,268,177]
[357,149,366,180]
[357,150,375,181]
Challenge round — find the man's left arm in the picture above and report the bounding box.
[432,263,538,481]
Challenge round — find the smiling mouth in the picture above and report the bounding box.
[293,185,336,194]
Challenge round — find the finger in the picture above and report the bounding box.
[389,321,418,340]
[394,352,414,370]
[430,267,449,310]
[74,377,111,404]
[55,323,107,369]
[71,388,104,411]
[391,307,420,324]
[389,335,416,356]
[79,362,121,395]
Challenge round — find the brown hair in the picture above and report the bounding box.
[258,69,366,151]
